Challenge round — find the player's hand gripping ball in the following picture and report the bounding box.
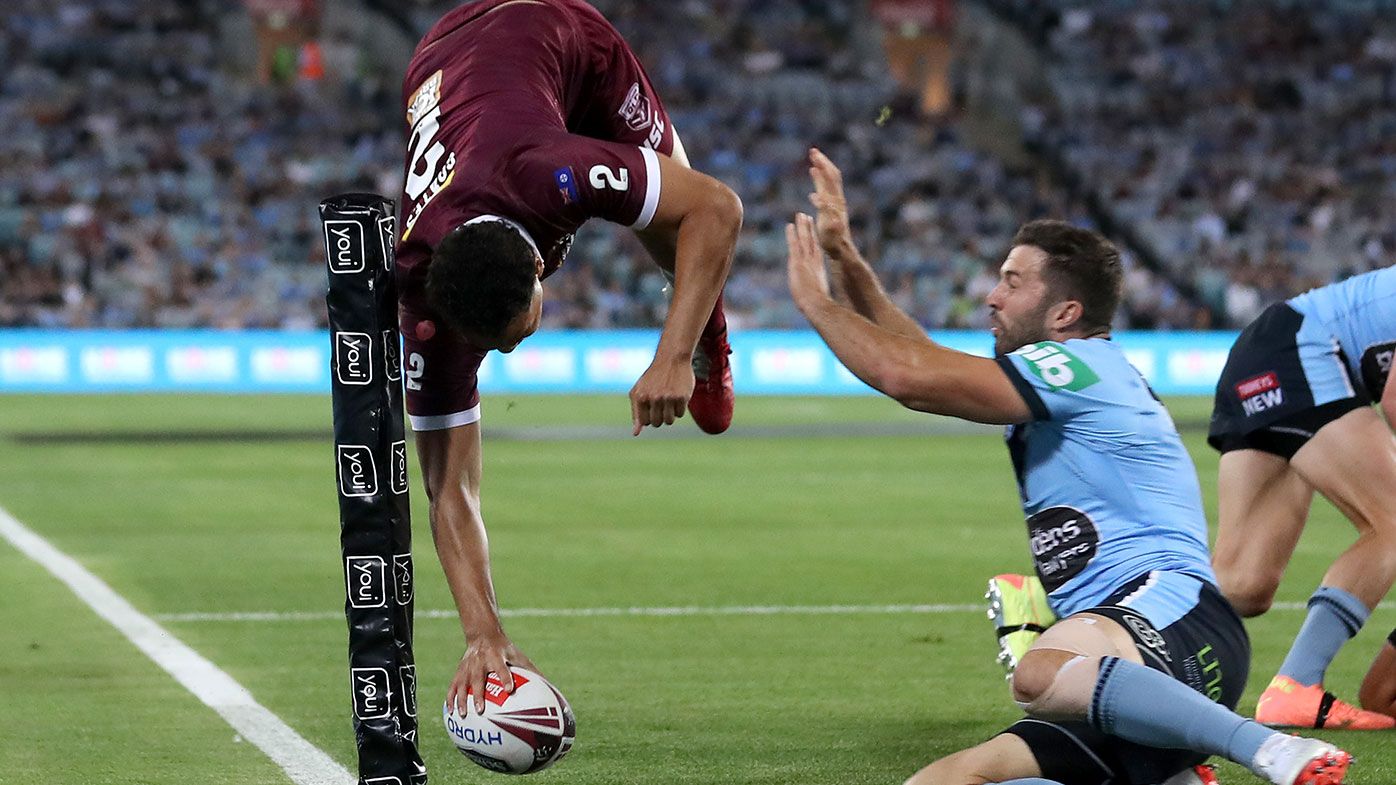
[443,667,576,775]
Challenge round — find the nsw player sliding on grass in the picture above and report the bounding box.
[1207,267,1396,730]
[396,0,741,715]
[786,148,1351,785]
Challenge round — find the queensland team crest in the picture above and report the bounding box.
[618,83,653,131]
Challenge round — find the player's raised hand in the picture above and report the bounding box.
[807,148,852,255]
[450,630,538,715]
[629,357,693,435]
[786,212,831,313]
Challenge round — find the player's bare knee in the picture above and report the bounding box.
[1010,649,1063,705]
[711,181,744,231]
[1216,571,1276,617]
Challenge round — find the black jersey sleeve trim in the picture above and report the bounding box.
[996,355,1050,421]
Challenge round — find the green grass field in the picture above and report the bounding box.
[0,394,1392,785]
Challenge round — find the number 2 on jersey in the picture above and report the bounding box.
[588,164,629,191]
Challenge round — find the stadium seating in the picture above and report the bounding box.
[7,0,1383,332]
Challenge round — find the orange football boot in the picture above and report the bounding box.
[1255,675,1394,730]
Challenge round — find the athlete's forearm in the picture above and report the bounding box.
[653,191,741,362]
[428,490,505,641]
[825,237,931,343]
[799,292,941,404]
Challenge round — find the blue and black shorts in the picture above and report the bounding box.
[1001,574,1250,785]
[1208,302,1368,459]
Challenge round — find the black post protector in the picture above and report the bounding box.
[320,193,426,785]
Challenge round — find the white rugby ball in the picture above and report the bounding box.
[443,667,576,775]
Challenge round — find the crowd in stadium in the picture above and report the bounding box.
[0,0,1388,332]
[999,0,1396,327]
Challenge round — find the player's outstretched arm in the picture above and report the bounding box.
[416,423,538,713]
[806,147,931,344]
[786,213,1031,425]
[627,154,742,434]
[1359,632,1396,717]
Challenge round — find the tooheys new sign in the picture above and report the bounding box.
[320,194,425,785]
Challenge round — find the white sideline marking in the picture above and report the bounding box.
[152,599,1358,624]
[157,603,980,623]
[0,505,353,785]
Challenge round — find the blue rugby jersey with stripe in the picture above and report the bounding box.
[995,338,1216,627]
[1288,266,1396,399]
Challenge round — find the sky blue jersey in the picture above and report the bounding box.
[1288,266,1396,399]
[995,338,1216,623]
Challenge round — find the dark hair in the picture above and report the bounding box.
[426,220,538,339]
[1011,219,1122,332]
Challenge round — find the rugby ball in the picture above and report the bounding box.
[443,667,576,775]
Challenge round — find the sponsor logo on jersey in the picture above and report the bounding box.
[1016,343,1100,391]
[1195,643,1225,701]
[346,555,387,608]
[1361,341,1395,398]
[406,70,442,128]
[403,70,456,241]
[1121,613,1171,663]
[1235,371,1283,416]
[351,667,392,720]
[554,167,580,205]
[1025,506,1099,592]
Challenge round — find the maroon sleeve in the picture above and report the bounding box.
[400,306,487,430]
[513,132,663,231]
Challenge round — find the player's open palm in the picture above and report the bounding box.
[630,358,693,435]
[807,147,851,254]
[786,212,830,312]
[450,632,538,715]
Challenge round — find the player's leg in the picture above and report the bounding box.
[1254,405,1396,729]
[1357,629,1396,717]
[1211,448,1312,617]
[1207,304,1319,617]
[1291,406,1396,609]
[1012,609,1349,785]
[903,733,1045,785]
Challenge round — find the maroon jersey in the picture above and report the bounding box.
[396,0,675,429]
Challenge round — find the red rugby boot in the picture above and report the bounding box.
[688,294,733,434]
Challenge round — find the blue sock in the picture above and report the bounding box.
[994,779,1063,785]
[1277,585,1369,686]
[1090,657,1274,766]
